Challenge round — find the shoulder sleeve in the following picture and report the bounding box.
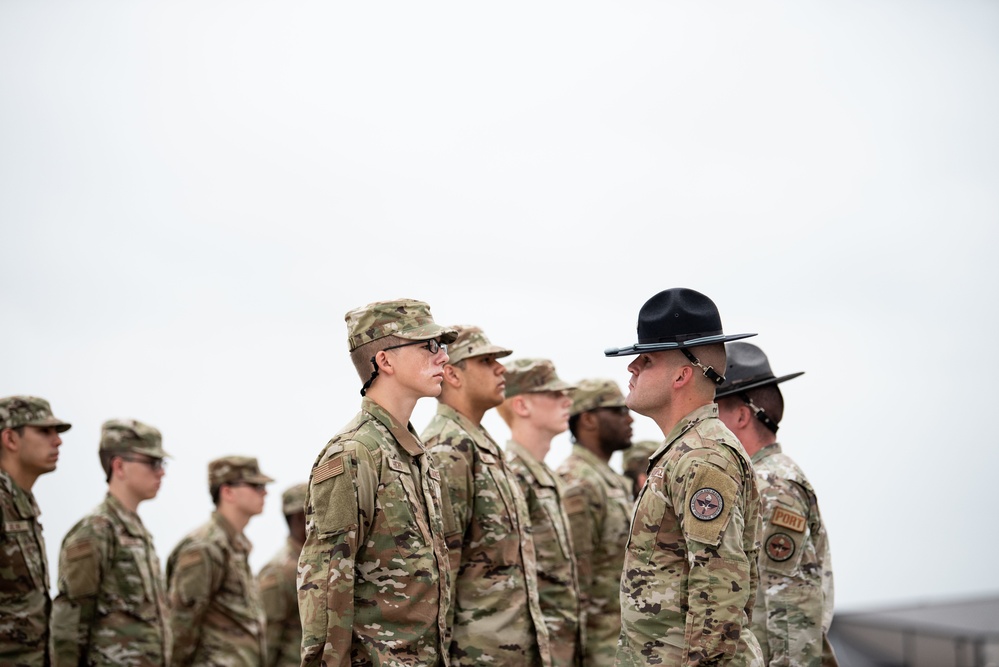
[168,541,221,664]
[51,518,112,667]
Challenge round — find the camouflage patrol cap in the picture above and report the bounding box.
[208,456,275,488]
[100,419,169,459]
[281,482,309,516]
[345,298,458,352]
[570,378,628,417]
[0,396,71,433]
[503,358,577,398]
[622,439,661,479]
[445,325,513,365]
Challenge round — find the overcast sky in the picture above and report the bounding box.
[2,0,997,614]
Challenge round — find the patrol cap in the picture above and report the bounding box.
[208,456,275,487]
[570,378,628,417]
[503,358,577,398]
[714,342,804,400]
[100,419,169,459]
[345,298,458,352]
[445,325,513,365]
[281,482,309,515]
[621,439,661,478]
[605,287,755,357]
[0,396,71,433]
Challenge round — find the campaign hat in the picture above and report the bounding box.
[714,342,804,399]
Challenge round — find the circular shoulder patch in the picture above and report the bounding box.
[690,487,724,521]
[765,532,796,562]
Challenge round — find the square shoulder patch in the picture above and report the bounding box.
[683,463,738,546]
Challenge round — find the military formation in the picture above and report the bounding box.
[0,287,838,666]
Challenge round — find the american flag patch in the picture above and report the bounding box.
[314,457,345,484]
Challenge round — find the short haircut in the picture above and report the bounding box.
[747,384,785,430]
[210,484,222,507]
[99,451,116,483]
[568,413,581,440]
[350,335,408,381]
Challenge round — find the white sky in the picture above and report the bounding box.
[2,0,997,614]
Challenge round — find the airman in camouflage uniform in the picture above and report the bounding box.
[0,395,71,666]
[715,342,838,667]
[298,299,455,667]
[51,419,171,666]
[421,325,551,667]
[167,456,274,666]
[498,358,585,667]
[620,440,659,500]
[556,379,634,666]
[605,288,763,666]
[257,483,307,667]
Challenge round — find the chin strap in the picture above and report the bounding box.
[681,348,725,386]
[740,393,779,433]
[359,357,378,397]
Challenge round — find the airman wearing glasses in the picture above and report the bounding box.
[167,455,274,666]
[556,379,634,666]
[0,395,71,665]
[298,298,455,667]
[51,418,170,667]
[498,358,585,667]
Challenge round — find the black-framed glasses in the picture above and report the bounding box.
[118,455,167,472]
[229,482,266,492]
[383,339,447,355]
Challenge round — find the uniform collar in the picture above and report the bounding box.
[570,444,631,493]
[751,441,782,465]
[662,402,720,450]
[212,511,252,554]
[506,440,557,488]
[436,403,502,457]
[0,469,40,519]
[104,493,146,538]
[362,396,426,458]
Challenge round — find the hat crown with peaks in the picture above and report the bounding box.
[445,324,512,365]
[100,419,168,458]
[345,298,458,352]
[503,358,576,398]
[714,342,804,399]
[570,378,628,417]
[0,395,71,433]
[605,287,755,357]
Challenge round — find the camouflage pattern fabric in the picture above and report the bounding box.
[505,441,584,667]
[0,469,50,666]
[208,456,274,487]
[100,419,169,459]
[750,443,838,667]
[166,512,265,666]
[257,538,303,667]
[51,493,171,666]
[556,445,633,666]
[0,395,71,432]
[297,397,450,667]
[617,404,764,667]
[422,404,551,667]
[345,299,458,351]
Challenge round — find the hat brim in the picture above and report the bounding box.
[397,323,459,345]
[26,416,72,433]
[527,379,578,393]
[715,371,805,399]
[243,473,276,484]
[604,332,757,357]
[450,344,513,365]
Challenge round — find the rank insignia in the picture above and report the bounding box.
[765,532,796,562]
[690,487,724,520]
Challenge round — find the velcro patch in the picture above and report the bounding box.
[177,550,204,572]
[479,452,496,465]
[563,493,588,516]
[650,467,665,480]
[119,536,144,548]
[388,458,410,475]
[4,520,30,533]
[765,532,796,562]
[428,468,441,481]
[771,507,807,533]
[313,456,345,485]
[66,540,94,561]
[683,464,738,546]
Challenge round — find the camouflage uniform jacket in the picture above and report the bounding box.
[0,469,50,666]
[556,446,633,667]
[51,493,171,666]
[257,538,303,667]
[422,404,551,667]
[166,512,265,666]
[505,441,584,667]
[617,403,764,667]
[298,397,451,667]
[750,444,838,667]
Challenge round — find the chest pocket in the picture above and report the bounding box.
[105,535,157,620]
[476,464,517,540]
[0,521,46,595]
[627,469,677,566]
[562,488,593,558]
[532,487,572,561]
[377,458,430,551]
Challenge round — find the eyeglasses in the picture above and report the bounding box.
[229,482,266,492]
[118,455,167,472]
[383,339,447,355]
